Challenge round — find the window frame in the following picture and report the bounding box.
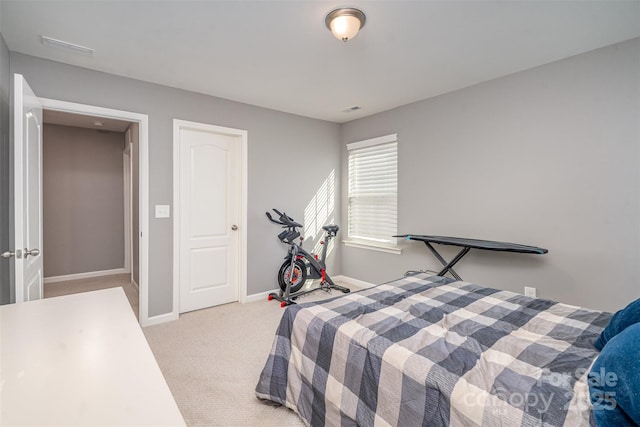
[343,133,400,254]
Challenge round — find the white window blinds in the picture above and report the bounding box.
[347,134,397,246]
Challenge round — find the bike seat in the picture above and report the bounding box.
[322,225,340,234]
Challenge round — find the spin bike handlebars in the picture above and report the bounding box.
[265,209,302,228]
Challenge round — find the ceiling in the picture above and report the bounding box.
[2,1,639,123]
[43,109,132,132]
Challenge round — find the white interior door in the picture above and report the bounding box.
[178,125,240,313]
[13,74,44,303]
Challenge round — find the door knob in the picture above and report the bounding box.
[231,225,238,231]
[24,248,40,258]
[1,249,23,259]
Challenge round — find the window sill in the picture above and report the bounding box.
[342,240,402,255]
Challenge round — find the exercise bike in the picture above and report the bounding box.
[266,209,350,307]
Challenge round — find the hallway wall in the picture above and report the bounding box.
[43,124,126,278]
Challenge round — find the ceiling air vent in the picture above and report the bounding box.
[40,35,94,56]
[342,106,362,113]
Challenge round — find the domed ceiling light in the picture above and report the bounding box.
[325,8,366,42]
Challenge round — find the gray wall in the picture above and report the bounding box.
[0,32,9,304]
[42,124,125,277]
[340,38,640,312]
[341,39,640,310]
[11,39,636,315]
[10,52,341,316]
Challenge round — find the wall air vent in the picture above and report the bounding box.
[40,36,94,56]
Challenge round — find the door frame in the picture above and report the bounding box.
[123,137,133,279]
[39,97,152,326]
[172,119,248,317]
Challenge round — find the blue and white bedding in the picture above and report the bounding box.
[255,273,611,426]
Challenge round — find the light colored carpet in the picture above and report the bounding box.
[143,284,360,427]
[44,273,140,319]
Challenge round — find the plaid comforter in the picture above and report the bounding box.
[255,274,611,427]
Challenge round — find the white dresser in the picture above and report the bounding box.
[0,287,185,426]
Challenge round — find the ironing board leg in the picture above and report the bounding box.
[424,241,469,280]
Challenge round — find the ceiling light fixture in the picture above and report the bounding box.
[40,35,94,56]
[325,8,366,42]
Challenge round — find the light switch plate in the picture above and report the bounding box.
[155,205,170,218]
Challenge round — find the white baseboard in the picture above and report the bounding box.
[332,275,376,289]
[141,311,179,327]
[44,268,129,284]
[245,288,279,303]
[131,278,139,291]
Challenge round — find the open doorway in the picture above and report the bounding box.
[40,110,140,318]
[12,77,151,324]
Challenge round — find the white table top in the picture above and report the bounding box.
[0,288,185,426]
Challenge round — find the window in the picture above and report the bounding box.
[346,134,398,251]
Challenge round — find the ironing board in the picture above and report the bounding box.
[395,234,548,280]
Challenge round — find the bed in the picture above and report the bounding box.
[255,273,611,426]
